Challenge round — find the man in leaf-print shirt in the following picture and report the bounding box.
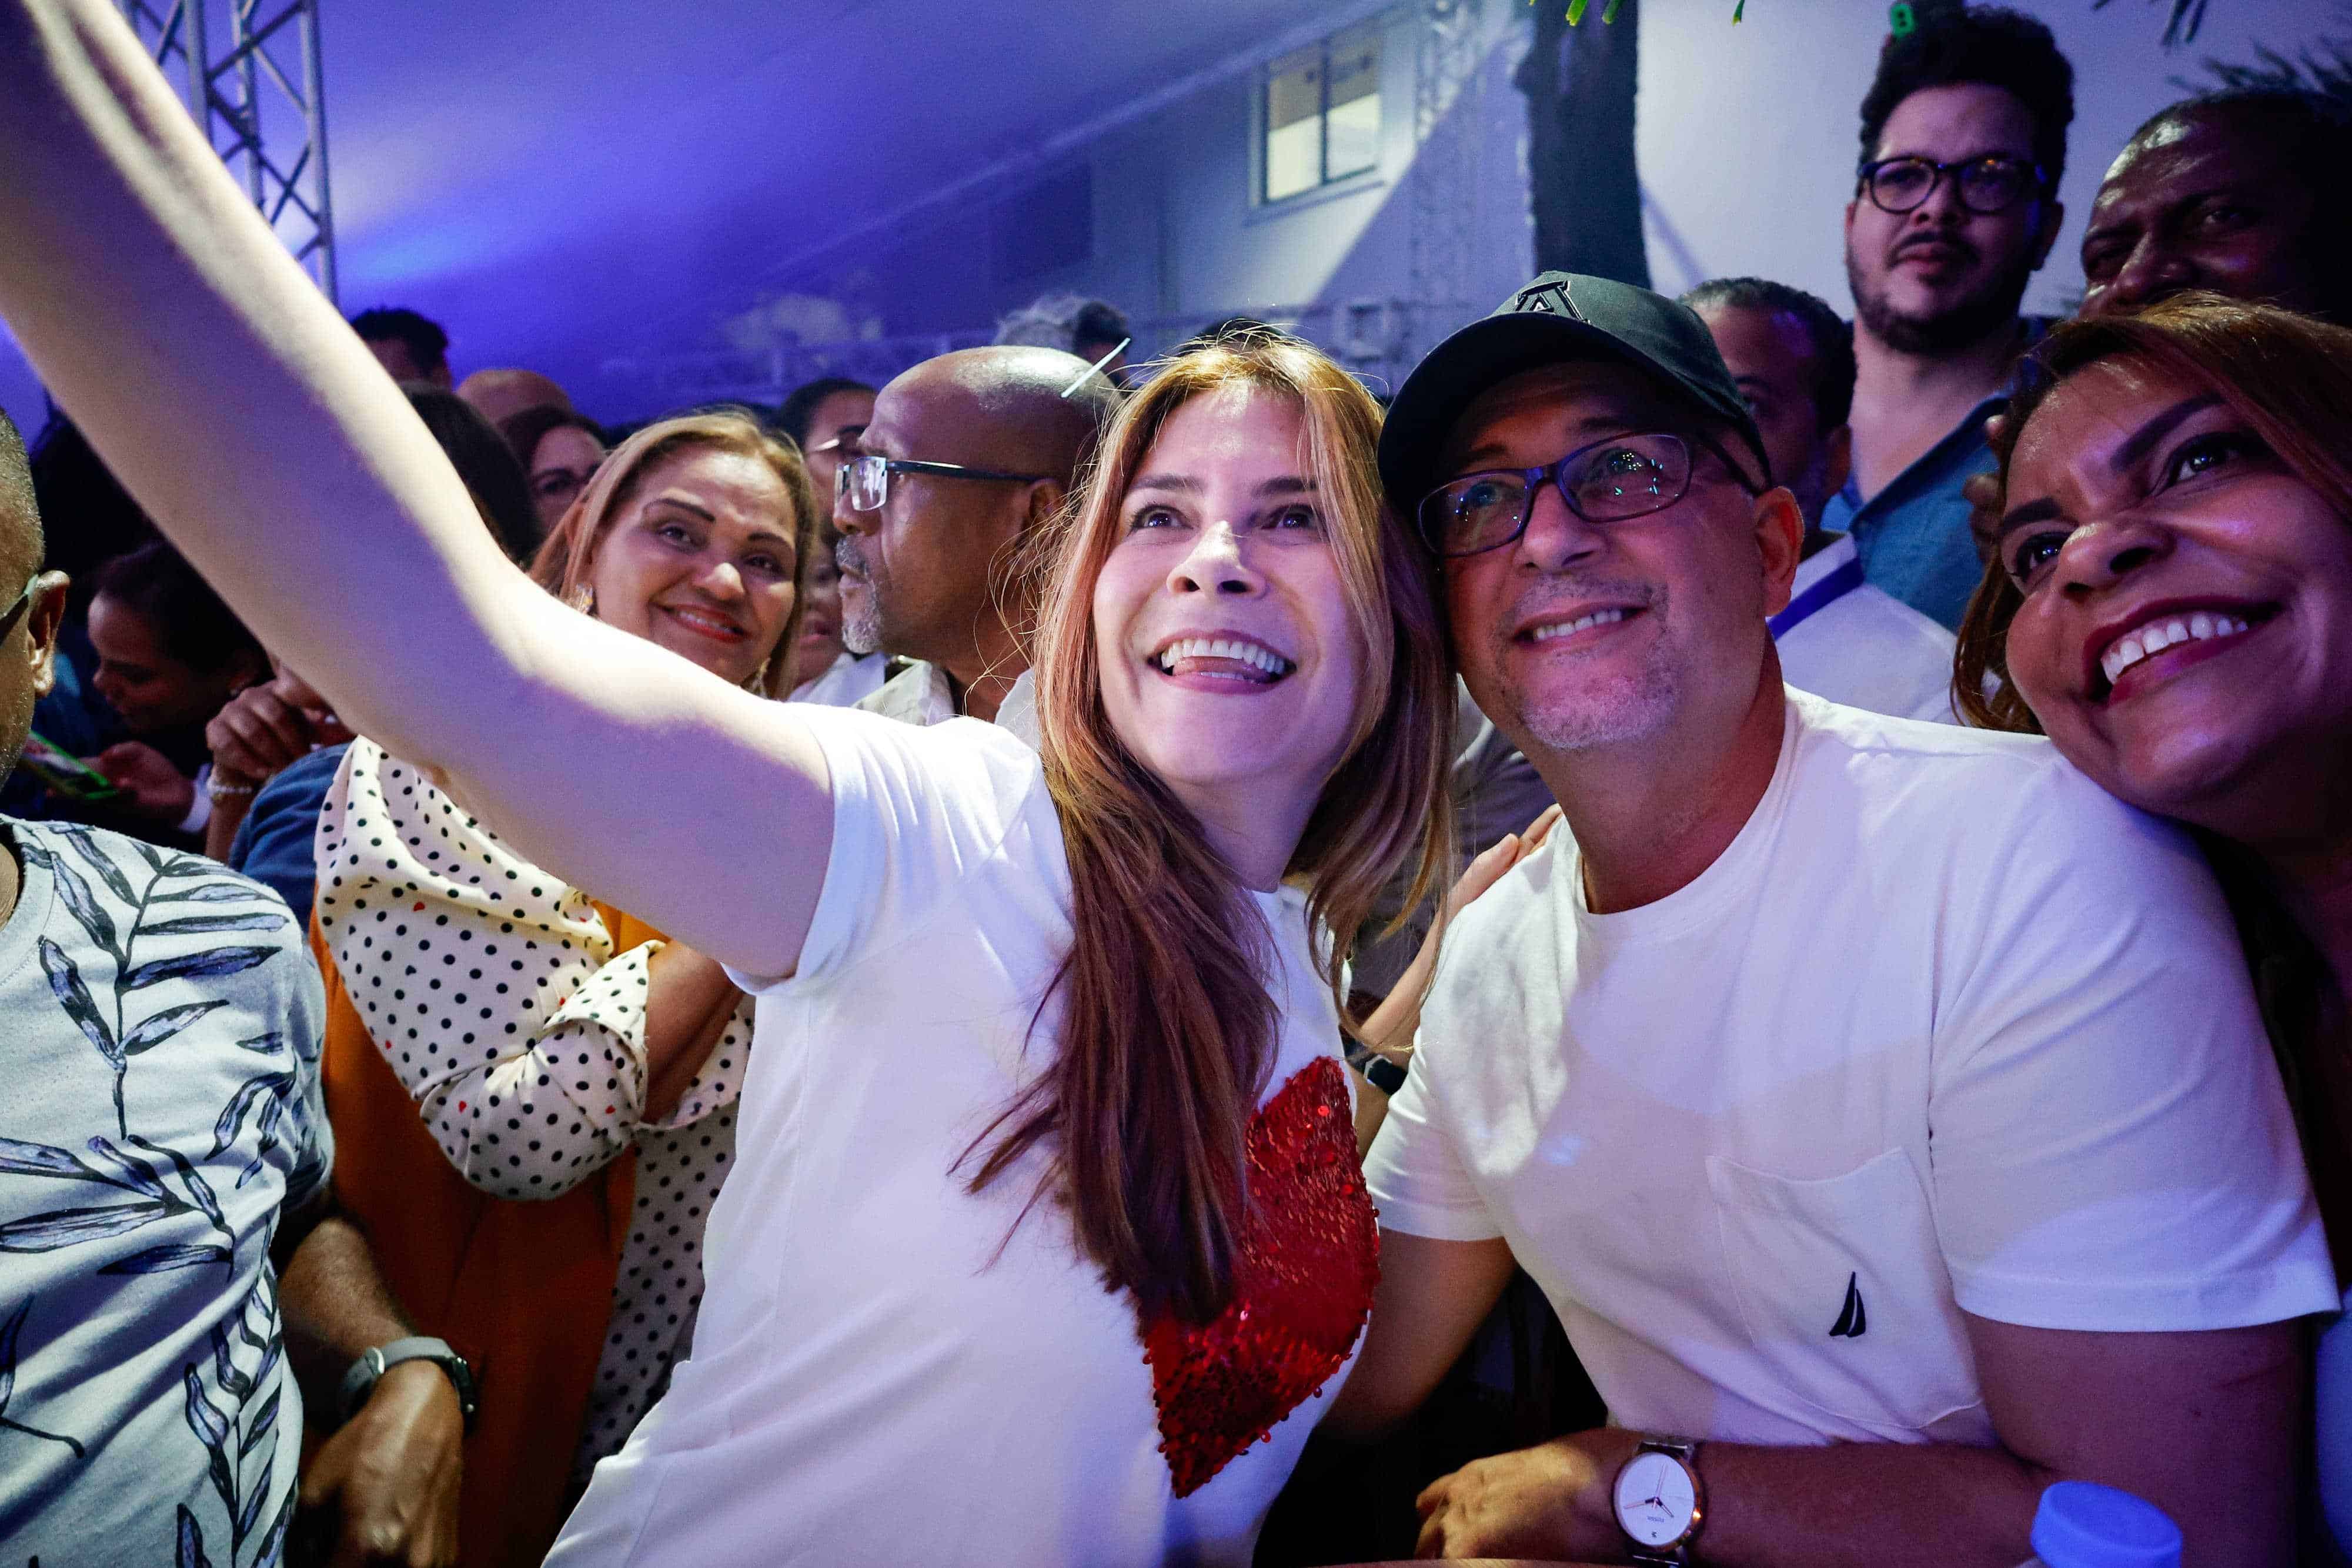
[0,808,329,1565]
[0,407,453,1566]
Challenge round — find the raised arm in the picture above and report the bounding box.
[0,0,826,975]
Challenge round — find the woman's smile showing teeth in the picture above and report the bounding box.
[1152,634,1294,685]
[2090,602,2274,700]
[663,603,749,642]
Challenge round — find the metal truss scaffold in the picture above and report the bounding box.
[113,0,338,305]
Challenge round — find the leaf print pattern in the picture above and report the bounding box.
[39,851,123,966]
[121,947,279,992]
[82,1136,176,1201]
[37,940,115,1064]
[185,1365,236,1523]
[122,1001,231,1056]
[0,1138,110,1182]
[176,1505,213,1568]
[0,1298,85,1457]
[0,818,324,1564]
[141,911,290,938]
[54,825,137,905]
[153,880,272,905]
[0,1199,175,1251]
[100,1243,235,1274]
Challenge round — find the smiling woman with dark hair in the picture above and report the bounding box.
[1958,292,2352,1557]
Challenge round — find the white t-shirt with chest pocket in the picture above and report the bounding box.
[1365,690,2336,1447]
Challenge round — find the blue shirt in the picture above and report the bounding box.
[1823,321,2047,632]
[1821,391,2002,632]
[227,742,348,923]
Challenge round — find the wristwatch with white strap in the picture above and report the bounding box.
[1613,1433,1705,1564]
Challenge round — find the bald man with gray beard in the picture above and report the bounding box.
[837,345,1119,728]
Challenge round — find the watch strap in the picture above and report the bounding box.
[1360,1052,1408,1095]
[338,1336,478,1429]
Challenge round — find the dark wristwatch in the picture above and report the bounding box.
[339,1336,478,1431]
[1357,1051,1408,1095]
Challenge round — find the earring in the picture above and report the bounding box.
[568,584,596,616]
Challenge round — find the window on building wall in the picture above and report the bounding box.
[1263,21,1383,202]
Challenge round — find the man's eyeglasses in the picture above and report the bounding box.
[836,453,1050,513]
[1857,155,2045,217]
[0,580,34,645]
[1417,432,1760,560]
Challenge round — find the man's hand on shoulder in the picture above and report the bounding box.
[1414,1427,1639,1561]
[293,1362,463,1568]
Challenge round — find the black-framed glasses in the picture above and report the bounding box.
[0,580,33,644]
[1858,155,2045,216]
[836,453,1050,513]
[1417,432,1759,559]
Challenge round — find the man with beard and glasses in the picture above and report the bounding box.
[1828,5,2072,630]
[836,346,1118,731]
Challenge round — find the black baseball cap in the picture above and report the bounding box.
[1378,271,1772,517]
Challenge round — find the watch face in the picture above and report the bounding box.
[1613,1451,1697,1548]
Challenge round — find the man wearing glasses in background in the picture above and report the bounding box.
[837,346,1118,727]
[1829,5,2072,629]
[1322,271,2331,1566]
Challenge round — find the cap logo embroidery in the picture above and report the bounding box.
[1513,279,1585,322]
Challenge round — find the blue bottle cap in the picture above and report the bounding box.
[2030,1482,2183,1568]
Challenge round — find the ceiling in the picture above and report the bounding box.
[317,0,1358,409]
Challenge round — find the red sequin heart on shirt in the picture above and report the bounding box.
[1141,1055,1380,1497]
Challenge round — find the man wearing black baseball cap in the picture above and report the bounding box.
[1324,273,2326,1564]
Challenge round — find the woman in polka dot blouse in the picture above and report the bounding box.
[312,411,820,1551]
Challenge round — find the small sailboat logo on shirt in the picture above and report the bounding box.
[1828,1272,1867,1338]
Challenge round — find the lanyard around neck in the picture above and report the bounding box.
[1768,555,1866,641]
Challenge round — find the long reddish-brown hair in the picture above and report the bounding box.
[965,335,1457,1323]
[1956,293,2352,731]
[527,408,817,698]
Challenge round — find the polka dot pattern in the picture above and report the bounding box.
[317,740,752,1481]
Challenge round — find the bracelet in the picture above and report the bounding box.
[205,779,259,800]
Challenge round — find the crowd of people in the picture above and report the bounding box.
[0,0,2346,1563]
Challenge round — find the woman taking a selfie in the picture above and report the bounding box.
[0,9,1456,1563]
[1957,293,2352,1559]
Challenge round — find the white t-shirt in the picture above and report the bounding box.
[549,710,1369,1567]
[1775,534,1961,724]
[1366,690,2336,1447]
